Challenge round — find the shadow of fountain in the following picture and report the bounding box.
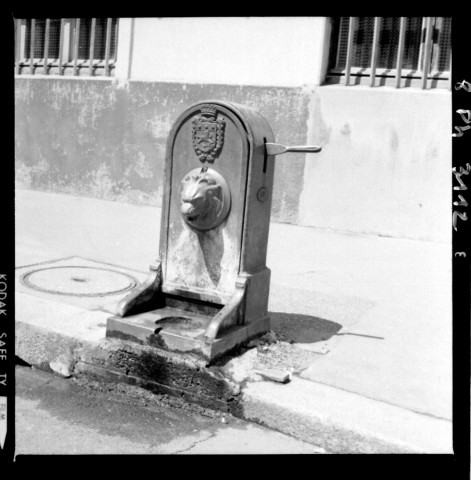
[269,311,343,344]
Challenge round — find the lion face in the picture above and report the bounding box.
[180,169,230,231]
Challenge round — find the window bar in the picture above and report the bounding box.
[104,18,112,76]
[29,19,36,74]
[421,17,434,89]
[58,19,64,75]
[73,18,80,76]
[345,17,356,86]
[15,19,22,75]
[448,50,452,91]
[88,18,96,76]
[370,17,381,87]
[44,18,50,75]
[395,17,407,89]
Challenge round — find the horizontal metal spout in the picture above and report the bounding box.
[265,142,322,156]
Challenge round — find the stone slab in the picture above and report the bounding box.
[16,291,107,343]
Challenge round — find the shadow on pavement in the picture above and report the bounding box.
[269,312,343,344]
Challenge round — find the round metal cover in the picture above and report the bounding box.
[20,266,139,297]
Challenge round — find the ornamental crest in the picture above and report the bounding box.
[192,105,226,163]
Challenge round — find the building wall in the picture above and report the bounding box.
[117,17,329,87]
[299,85,452,243]
[14,17,452,243]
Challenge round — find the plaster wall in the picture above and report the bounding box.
[14,77,310,223]
[299,85,452,242]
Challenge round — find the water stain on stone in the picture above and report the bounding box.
[197,227,224,286]
[390,130,399,152]
[340,123,351,136]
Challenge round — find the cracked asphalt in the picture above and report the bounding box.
[15,366,322,455]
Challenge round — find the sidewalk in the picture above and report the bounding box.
[14,189,453,453]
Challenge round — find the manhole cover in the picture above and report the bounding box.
[20,266,139,297]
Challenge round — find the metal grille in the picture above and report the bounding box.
[402,17,423,70]
[435,17,451,72]
[328,16,451,88]
[15,18,118,76]
[352,17,375,68]
[24,19,61,59]
[329,17,349,71]
[77,18,118,61]
[377,17,400,69]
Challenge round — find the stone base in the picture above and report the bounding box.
[107,309,270,363]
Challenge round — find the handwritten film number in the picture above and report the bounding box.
[453,164,470,231]
[452,81,471,238]
[455,79,471,92]
[453,80,471,137]
[452,109,471,137]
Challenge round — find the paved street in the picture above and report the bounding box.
[15,190,453,421]
[15,365,323,456]
[14,189,454,453]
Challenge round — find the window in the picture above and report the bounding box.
[326,17,451,89]
[14,18,119,76]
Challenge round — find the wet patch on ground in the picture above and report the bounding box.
[16,365,244,453]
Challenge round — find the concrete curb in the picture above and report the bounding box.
[241,377,452,454]
[15,315,452,454]
[16,320,83,375]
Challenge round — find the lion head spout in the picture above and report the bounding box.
[180,169,231,231]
